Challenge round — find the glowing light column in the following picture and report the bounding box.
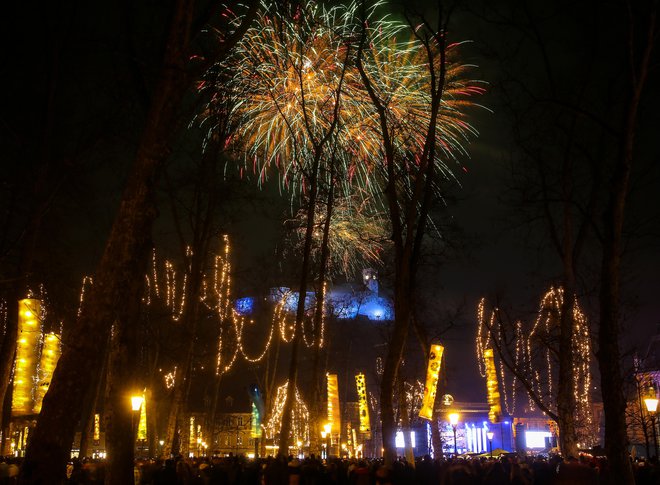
[33,332,61,414]
[12,299,41,416]
[419,344,444,420]
[327,373,340,454]
[484,349,503,423]
[355,373,371,436]
[327,374,340,430]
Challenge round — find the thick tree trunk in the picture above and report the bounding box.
[19,159,159,483]
[104,324,139,485]
[598,249,633,482]
[163,298,203,457]
[104,259,145,485]
[164,378,187,458]
[598,174,634,481]
[597,7,654,481]
[18,4,194,482]
[430,409,443,460]
[309,175,334,456]
[380,266,411,466]
[0,22,65,444]
[207,375,223,456]
[17,0,261,475]
[556,279,578,458]
[397,377,415,467]
[79,349,109,459]
[146,389,157,458]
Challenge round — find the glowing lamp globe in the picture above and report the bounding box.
[448,413,459,426]
[131,395,144,411]
[645,397,659,413]
[487,432,494,441]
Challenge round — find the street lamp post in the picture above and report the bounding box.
[449,413,459,457]
[323,424,332,458]
[487,432,494,458]
[644,386,659,459]
[321,431,327,460]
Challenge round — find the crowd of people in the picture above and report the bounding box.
[54,452,660,485]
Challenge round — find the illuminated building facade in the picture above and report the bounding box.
[437,402,514,455]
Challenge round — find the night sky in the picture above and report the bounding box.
[1,0,659,407]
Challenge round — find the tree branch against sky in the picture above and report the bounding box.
[356,0,484,465]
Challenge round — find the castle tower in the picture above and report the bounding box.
[362,268,378,294]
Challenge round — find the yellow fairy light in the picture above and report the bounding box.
[476,299,487,378]
[12,299,41,416]
[263,381,310,447]
[319,281,327,348]
[477,287,593,427]
[94,413,100,441]
[164,366,177,389]
[77,276,93,317]
[355,373,371,433]
[419,344,444,420]
[190,416,196,449]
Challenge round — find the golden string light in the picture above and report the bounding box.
[319,281,327,348]
[476,287,593,433]
[189,416,196,450]
[405,380,425,417]
[164,367,177,390]
[94,413,100,441]
[143,234,334,383]
[275,292,296,344]
[1,299,8,336]
[301,281,328,349]
[263,381,310,447]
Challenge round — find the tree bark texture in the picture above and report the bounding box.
[19,1,196,480]
[597,6,654,482]
[79,349,108,459]
[556,279,577,458]
[380,268,411,466]
[397,376,415,467]
[104,259,146,485]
